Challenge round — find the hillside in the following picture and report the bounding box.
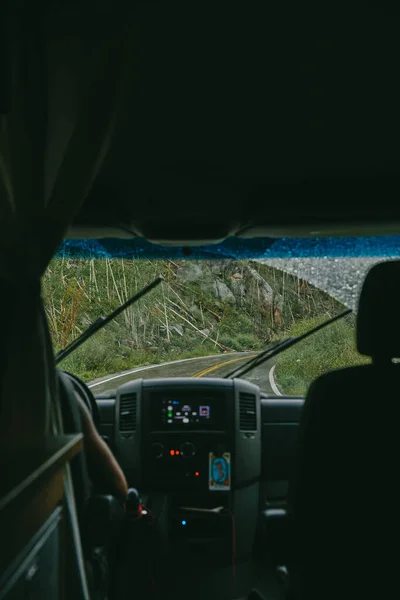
[274,312,369,396]
[42,257,343,383]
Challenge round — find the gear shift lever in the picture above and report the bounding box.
[126,488,141,518]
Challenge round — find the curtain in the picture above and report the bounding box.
[0,1,131,439]
[0,2,132,596]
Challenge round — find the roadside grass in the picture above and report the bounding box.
[61,326,221,382]
[274,315,370,396]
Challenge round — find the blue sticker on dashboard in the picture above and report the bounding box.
[209,452,231,491]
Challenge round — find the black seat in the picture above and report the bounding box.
[287,260,400,600]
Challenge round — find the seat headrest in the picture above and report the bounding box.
[357,260,400,358]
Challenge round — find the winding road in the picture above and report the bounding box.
[88,352,280,396]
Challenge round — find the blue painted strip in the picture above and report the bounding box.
[56,235,400,260]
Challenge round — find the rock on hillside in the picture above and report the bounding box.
[175,263,204,282]
[176,260,282,310]
[212,279,235,304]
[246,264,274,306]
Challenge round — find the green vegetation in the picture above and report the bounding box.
[42,257,343,383]
[274,314,370,396]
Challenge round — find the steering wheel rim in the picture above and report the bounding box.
[60,369,101,429]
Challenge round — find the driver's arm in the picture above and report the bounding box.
[74,392,128,502]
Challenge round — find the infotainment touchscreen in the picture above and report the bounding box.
[150,391,225,430]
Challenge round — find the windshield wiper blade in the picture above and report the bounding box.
[224,337,295,379]
[224,308,352,380]
[55,275,164,365]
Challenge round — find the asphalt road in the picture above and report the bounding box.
[88,352,280,396]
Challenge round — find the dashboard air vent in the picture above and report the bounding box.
[239,392,257,431]
[119,393,137,432]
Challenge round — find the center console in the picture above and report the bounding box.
[145,388,228,492]
[114,377,261,599]
[114,377,261,494]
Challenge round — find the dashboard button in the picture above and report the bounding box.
[151,442,164,459]
[180,442,196,458]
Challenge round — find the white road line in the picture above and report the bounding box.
[269,364,282,396]
[88,353,246,389]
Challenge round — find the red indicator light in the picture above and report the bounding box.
[170,450,175,456]
[195,471,200,477]
[176,450,180,455]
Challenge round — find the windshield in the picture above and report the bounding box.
[43,254,391,397]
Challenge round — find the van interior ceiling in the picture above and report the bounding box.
[0,2,399,600]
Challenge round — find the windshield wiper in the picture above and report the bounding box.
[224,308,352,380]
[55,276,164,365]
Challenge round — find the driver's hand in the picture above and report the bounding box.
[74,392,128,502]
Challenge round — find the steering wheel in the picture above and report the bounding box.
[61,370,101,429]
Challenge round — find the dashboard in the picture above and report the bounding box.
[78,375,304,594]
[89,375,304,576]
[114,377,261,494]
[59,370,305,591]
[94,377,304,502]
